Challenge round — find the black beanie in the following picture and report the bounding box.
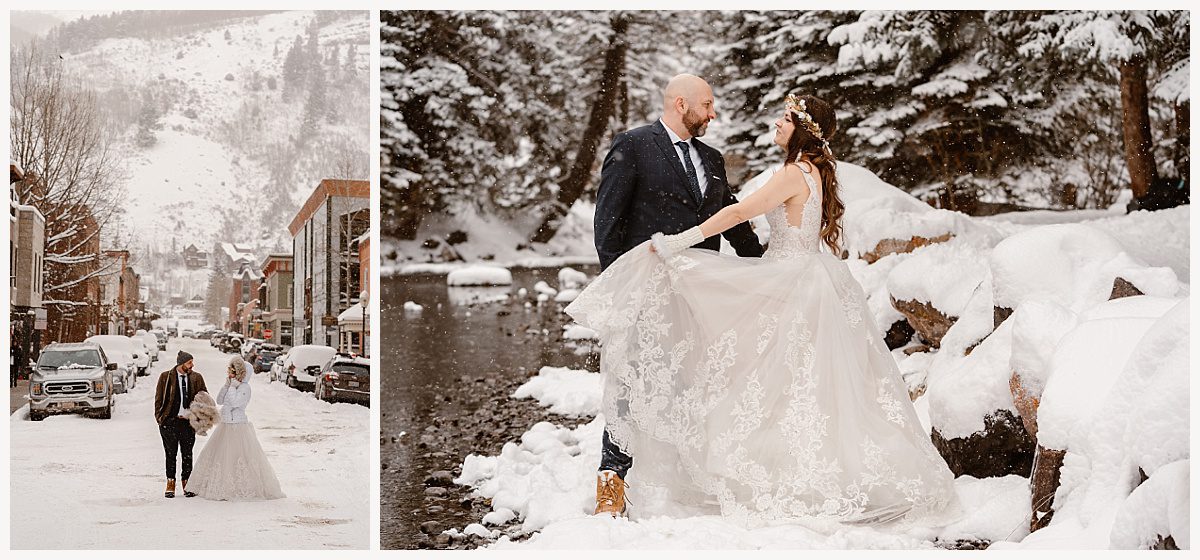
[177,351,194,366]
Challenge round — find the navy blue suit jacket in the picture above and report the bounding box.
[594,121,764,270]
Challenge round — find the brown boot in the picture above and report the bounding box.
[182,479,196,498]
[594,470,628,517]
[165,479,176,498]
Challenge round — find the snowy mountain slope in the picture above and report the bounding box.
[56,10,369,250]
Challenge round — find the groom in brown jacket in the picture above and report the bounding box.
[154,350,208,498]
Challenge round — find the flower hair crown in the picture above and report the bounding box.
[786,94,825,142]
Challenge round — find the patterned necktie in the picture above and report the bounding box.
[675,140,702,201]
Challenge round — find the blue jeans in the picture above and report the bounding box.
[599,428,632,480]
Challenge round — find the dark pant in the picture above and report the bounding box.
[599,428,632,480]
[159,418,196,480]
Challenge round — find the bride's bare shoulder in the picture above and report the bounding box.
[777,162,814,196]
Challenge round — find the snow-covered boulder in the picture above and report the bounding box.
[557,267,588,290]
[447,265,513,286]
[561,324,597,340]
[1019,298,1188,547]
[887,238,991,347]
[511,366,601,417]
[925,319,1035,478]
[989,223,1180,315]
[1007,300,1079,438]
[553,289,579,303]
[533,281,557,296]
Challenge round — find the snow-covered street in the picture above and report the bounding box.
[10,338,369,549]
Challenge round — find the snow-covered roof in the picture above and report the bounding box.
[220,242,256,263]
[337,304,368,323]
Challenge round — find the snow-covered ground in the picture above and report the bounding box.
[10,338,369,549]
[456,367,1030,548]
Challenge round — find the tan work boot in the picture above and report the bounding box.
[165,479,176,498]
[594,470,629,517]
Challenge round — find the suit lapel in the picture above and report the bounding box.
[694,142,719,206]
[651,121,701,207]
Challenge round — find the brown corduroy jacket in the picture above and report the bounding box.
[154,367,209,426]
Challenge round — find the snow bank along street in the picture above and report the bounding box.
[10,338,369,549]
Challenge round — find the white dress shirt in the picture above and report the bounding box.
[176,370,189,416]
[660,118,709,197]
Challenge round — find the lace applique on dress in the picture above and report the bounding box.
[763,164,822,260]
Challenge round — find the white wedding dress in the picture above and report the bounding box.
[566,166,962,527]
[189,362,285,501]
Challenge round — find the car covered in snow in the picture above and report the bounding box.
[150,329,168,350]
[279,344,337,390]
[83,335,141,391]
[29,342,116,420]
[314,354,369,405]
[210,331,225,347]
[133,331,160,365]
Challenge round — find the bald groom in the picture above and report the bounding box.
[590,73,764,516]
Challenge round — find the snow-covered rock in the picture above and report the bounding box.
[553,289,580,303]
[533,281,557,296]
[1109,460,1189,549]
[511,367,601,417]
[562,324,598,340]
[403,301,424,313]
[989,223,1180,313]
[557,267,589,290]
[1004,298,1188,548]
[447,265,514,286]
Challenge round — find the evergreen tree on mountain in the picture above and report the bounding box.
[282,35,306,101]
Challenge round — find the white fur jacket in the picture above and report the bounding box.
[217,374,252,424]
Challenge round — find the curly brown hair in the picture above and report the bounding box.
[783,95,844,255]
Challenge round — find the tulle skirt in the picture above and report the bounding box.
[189,422,285,501]
[565,242,962,527]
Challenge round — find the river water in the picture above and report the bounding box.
[379,265,599,549]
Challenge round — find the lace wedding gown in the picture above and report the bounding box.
[188,365,285,501]
[566,166,961,526]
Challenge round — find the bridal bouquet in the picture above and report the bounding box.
[181,391,219,435]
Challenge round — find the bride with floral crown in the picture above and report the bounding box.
[565,94,962,527]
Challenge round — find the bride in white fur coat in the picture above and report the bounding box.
[188,356,285,501]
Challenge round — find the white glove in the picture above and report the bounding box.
[651,226,704,258]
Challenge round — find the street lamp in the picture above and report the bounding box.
[359,290,368,357]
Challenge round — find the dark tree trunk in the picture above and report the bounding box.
[529,14,628,244]
[1175,101,1189,182]
[1119,56,1158,199]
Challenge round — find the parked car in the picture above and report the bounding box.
[222,333,244,353]
[254,344,285,373]
[167,326,178,337]
[240,338,265,361]
[314,354,369,405]
[133,331,160,364]
[269,355,287,382]
[280,344,337,391]
[210,332,226,348]
[194,329,213,340]
[83,335,141,391]
[28,342,116,421]
[182,329,195,338]
[150,329,168,350]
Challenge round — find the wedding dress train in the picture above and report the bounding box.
[565,166,961,526]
